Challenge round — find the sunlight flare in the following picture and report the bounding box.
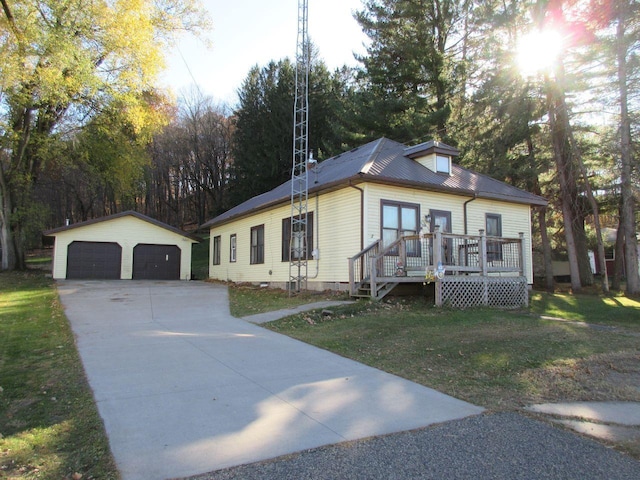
[517,29,564,76]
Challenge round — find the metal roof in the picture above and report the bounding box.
[202,138,547,229]
[44,210,200,242]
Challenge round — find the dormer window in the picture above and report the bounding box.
[436,155,451,174]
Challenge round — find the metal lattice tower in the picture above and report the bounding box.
[289,0,310,293]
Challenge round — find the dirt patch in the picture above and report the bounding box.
[521,351,640,404]
[521,351,640,458]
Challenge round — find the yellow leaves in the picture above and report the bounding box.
[1,0,210,112]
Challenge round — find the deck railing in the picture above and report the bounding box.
[349,228,526,298]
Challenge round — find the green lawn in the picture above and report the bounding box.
[228,283,349,318]
[264,292,640,456]
[0,271,119,479]
[2,269,639,476]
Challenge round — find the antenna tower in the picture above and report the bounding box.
[289,0,310,293]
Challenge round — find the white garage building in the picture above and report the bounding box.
[45,211,199,280]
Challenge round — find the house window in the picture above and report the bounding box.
[250,225,264,264]
[282,212,314,261]
[212,235,221,266]
[486,213,503,262]
[436,155,451,174]
[229,234,236,262]
[381,201,419,255]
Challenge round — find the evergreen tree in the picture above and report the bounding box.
[229,57,354,206]
[354,0,469,143]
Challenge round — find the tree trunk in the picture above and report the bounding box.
[568,131,609,292]
[612,207,625,291]
[546,74,581,291]
[617,1,640,295]
[538,206,554,291]
[0,165,17,271]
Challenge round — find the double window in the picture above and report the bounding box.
[381,201,419,255]
[282,212,314,261]
[250,225,264,264]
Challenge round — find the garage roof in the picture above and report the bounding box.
[44,211,200,242]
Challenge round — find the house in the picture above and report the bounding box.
[202,138,547,301]
[45,211,199,280]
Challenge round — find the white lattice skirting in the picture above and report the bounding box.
[437,276,528,309]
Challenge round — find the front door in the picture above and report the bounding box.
[430,210,452,264]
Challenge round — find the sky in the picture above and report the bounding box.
[159,0,369,106]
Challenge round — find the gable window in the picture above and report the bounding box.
[212,235,221,266]
[486,213,503,262]
[229,234,236,262]
[381,201,419,255]
[282,212,314,261]
[250,225,264,264]
[436,155,451,174]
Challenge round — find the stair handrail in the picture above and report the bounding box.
[348,239,382,295]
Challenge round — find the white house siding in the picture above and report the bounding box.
[208,188,362,289]
[363,184,534,283]
[51,216,195,280]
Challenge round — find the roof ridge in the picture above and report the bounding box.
[360,138,390,174]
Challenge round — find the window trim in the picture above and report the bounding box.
[282,212,314,262]
[380,200,420,256]
[250,224,265,265]
[229,234,236,263]
[212,235,221,266]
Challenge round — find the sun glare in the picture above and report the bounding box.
[517,29,564,76]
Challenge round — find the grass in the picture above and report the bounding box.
[228,283,349,318]
[264,291,640,456]
[0,271,119,479]
[530,290,640,327]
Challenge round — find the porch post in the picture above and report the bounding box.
[479,229,488,305]
[433,226,442,267]
[479,229,487,276]
[369,256,378,299]
[348,257,355,296]
[434,226,442,307]
[518,232,526,278]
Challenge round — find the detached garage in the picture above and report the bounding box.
[45,211,199,280]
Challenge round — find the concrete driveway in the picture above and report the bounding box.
[58,281,483,480]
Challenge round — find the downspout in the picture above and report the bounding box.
[309,192,320,279]
[463,194,477,235]
[348,182,365,250]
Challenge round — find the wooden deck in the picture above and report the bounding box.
[349,228,528,307]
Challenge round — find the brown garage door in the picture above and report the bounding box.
[132,244,181,280]
[67,241,122,279]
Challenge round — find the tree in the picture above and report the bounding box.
[614,0,639,294]
[229,60,296,206]
[147,90,233,227]
[354,0,470,143]
[229,57,353,206]
[0,0,209,270]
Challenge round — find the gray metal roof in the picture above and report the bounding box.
[202,138,547,229]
